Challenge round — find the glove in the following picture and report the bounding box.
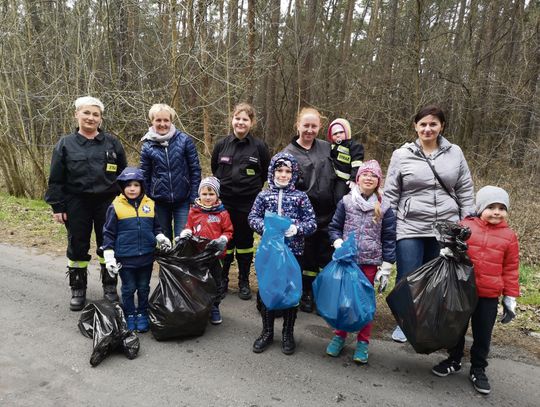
[439,247,454,258]
[156,233,172,250]
[284,224,298,237]
[179,229,192,239]
[500,296,517,324]
[103,249,120,277]
[333,239,343,249]
[346,180,355,190]
[207,236,228,252]
[375,261,392,293]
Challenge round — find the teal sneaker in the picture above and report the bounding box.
[326,335,346,357]
[353,341,369,364]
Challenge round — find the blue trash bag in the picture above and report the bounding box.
[254,211,302,310]
[313,233,376,332]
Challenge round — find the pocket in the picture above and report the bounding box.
[241,156,260,176]
[66,153,87,178]
[397,197,411,220]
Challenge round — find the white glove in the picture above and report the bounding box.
[346,180,355,190]
[333,239,343,249]
[284,224,298,237]
[156,233,172,250]
[375,261,392,293]
[500,296,517,324]
[179,229,192,239]
[103,249,120,277]
[439,247,454,258]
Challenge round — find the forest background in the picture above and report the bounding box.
[0,0,539,265]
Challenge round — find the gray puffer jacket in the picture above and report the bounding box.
[383,136,474,241]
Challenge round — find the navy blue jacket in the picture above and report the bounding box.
[140,130,201,204]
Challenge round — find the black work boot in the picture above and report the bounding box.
[68,267,87,311]
[300,275,315,313]
[101,264,119,302]
[237,252,253,300]
[220,253,234,299]
[253,306,275,353]
[282,307,298,355]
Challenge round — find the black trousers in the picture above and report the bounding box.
[225,207,254,253]
[448,297,499,369]
[65,193,116,262]
[300,229,333,288]
[210,259,223,306]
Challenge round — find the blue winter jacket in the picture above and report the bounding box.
[140,130,201,204]
[248,152,317,255]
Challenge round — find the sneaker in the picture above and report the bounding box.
[210,305,222,325]
[135,313,149,333]
[432,358,462,377]
[391,325,407,343]
[353,341,369,364]
[326,335,346,357]
[469,368,491,395]
[126,314,136,331]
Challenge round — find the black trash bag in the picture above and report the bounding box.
[78,300,140,367]
[149,236,219,341]
[386,221,478,354]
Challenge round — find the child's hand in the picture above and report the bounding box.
[375,262,392,293]
[333,239,343,249]
[284,224,298,237]
[179,229,192,239]
[500,296,517,324]
[156,233,172,250]
[207,236,228,252]
[104,249,120,277]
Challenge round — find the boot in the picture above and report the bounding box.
[220,253,233,299]
[68,267,87,311]
[237,252,253,300]
[282,307,298,355]
[300,275,314,313]
[253,306,275,353]
[101,264,119,302]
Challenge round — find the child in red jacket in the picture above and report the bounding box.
[178,177,233,325]
[432,186,520,395]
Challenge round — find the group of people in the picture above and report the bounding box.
[45,97,520,396]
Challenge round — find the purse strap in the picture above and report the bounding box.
[417,148,462,218]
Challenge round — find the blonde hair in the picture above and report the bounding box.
[294,107,326,131]
[373,191,382,223]
[74,96,104,113]
[232,102,257,127]
[148,103,177,121]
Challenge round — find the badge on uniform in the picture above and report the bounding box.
[142,205,151,214]
[106,163,118,172]
[220,156,232,164]
[246,169,255,175]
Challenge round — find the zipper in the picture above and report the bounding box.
[278,189,283,216]
[134,200,142,255]
[165,146,174,202]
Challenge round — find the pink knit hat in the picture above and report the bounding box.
[356,160,383,188]
[327,118,352,142]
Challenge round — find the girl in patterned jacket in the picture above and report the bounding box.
[248,152,317,355]
[326,160,396,364]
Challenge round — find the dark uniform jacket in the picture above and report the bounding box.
[45,130,127,213]
[330,139,364,182]
[211,133,271,212]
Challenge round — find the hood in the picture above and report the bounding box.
[267,152,299,191]
[327,118,352,142]
[117,166,145,197]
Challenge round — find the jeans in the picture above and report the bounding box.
[155,200,190,240]
[119,264,153,316]
[395,237,440,282]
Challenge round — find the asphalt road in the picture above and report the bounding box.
[1,243,539,407]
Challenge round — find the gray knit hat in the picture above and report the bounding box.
[198,176,220,196]
[476,186,510,215]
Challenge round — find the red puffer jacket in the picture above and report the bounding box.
[461,217,520,298]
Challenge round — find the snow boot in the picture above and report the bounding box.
[68,267,87,311]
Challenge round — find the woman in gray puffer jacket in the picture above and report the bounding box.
[383,105,474,343]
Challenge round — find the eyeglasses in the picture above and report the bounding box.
[358,172,378,179]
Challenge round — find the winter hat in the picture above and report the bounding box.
[327,118,352,142]
[274,157,293,170]
[198,176,220,197]
[475,186,510,215]
[356,160,383,188]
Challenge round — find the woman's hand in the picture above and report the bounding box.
[53,212,67,224]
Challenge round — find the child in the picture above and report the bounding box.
[248,152,317,355]
[326,160,396,364]
[102,167,172,332]
[178,176,233,325]
[432,186,519,395]
[328,118,365,203]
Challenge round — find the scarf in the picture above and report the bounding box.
[350,185,378,213]
[141,124,177,146]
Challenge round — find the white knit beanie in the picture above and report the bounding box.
[476,186,510,215]
[198,176,220,197]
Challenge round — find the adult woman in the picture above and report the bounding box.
[283,107,337,313]
[140,104,201,239]
[45,96,127,311]
[384,105,474,342]
[211,103,271,300]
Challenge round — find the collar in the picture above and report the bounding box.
[75,129,104,144]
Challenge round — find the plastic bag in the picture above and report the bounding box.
[386,221,478,354]
[78,300,139,367]
[313,233,376,332]
[255,212,302,310]
[149,236,219,341]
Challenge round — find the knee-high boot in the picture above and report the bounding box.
[236,252,253,300]
[253,305,275,353]
[101,264,119,302]
[282,307,298,355]
[68,267,87,311]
